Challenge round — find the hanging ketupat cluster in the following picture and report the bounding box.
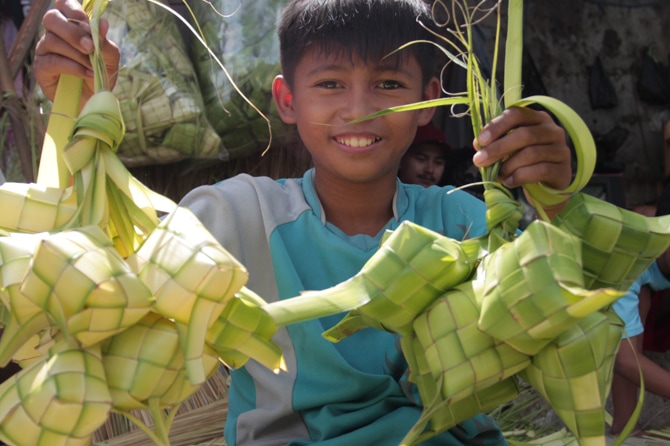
[0,0,382,443]
[2,0,670,445]
[0,0,287,444]
[271,0,670,445]
[0,0,382,442]
[103,0,223,167]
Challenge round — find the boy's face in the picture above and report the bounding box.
[273,49,440,185]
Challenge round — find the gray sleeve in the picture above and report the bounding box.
[178,174,308,303]
[179,174,311,444]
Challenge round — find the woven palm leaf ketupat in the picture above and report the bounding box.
[0,182,77,233]
[520,309,624,446]
[0,233,52,367]
[316,214,636,446]
[476,220,624,356]
[0,0,337,444]
[99,312,222,412]
[400,280,527,444]
[103,0,223,166]
[126,206,248,387]
[18,226,155,349]
[206,286,285,372]
[282,0,670,445]
[552,192,670,292]
[0,338,112,446]
[311,221,481,339]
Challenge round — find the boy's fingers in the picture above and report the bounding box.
[473,108,566,164]
[41,0,94,54]
[99,17,110,38]
[32,52,93,103]
[34,51,92,82]
[53,0,91,26]
[35,0,121,101]
[35,30,93,71]
[497,144,571,189]
[487,125,565,163]
[471,106,571,190]
[475,107,544,147]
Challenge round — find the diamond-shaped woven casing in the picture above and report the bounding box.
[325,221,479,339]
[206,287,283,372]
[131,206,248,385]
[553,192,670,291]
[101,312,220,411]
[19,226,154,349]
[477,220,621,355]
[409,282,529,403]
[400,282,523,445]
[520,309,623,446]
[0,339,111,446]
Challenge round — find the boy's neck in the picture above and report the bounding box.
[313,172,397,237]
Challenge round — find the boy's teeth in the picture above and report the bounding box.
[338,136,379,148]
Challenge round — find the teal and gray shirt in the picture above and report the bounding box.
[180,168,507,445]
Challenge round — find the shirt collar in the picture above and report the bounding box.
[302,168,407,225]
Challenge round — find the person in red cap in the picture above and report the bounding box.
[398,122,452,187]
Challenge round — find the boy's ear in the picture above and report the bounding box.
[272,75,297,124]
[417,77,442,126]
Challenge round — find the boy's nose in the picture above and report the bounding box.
[340,88,377,121]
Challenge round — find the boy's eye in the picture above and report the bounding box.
[318,80,340,89]
[378,80,402,89]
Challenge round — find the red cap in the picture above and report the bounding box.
[412,123,451,154]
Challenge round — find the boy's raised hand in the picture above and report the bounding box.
[471,106,572,218]
[472,107,572,191]
[34,0,120,105]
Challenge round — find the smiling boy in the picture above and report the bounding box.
[34,0,572,444]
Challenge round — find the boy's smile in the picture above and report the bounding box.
[273,49,440,185]
[334,135,381,150]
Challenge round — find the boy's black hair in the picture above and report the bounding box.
[278,0,440,88]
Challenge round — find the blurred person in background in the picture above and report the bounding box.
[398,122,451,188]
[610,178,670,436]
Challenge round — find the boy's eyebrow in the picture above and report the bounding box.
[375,61,414,77]
[305,60,414,78]
[305,63,347,76]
